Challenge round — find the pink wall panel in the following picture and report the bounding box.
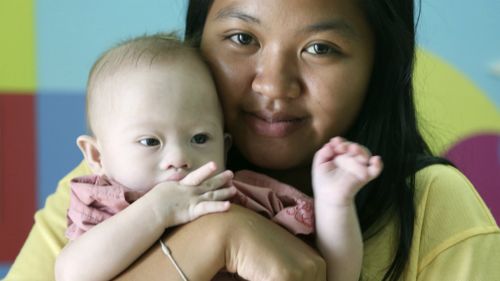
[0,94,36,262]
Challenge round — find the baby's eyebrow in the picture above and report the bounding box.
[215,6,260,25]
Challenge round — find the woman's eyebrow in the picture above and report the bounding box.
[214,7,358,41]
[301,20,358,40]
[215,7,260,24]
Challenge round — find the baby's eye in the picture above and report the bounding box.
[191,133,209,144]
[139,138,160,147]
[304,43,340,55]
[228,33,255,45]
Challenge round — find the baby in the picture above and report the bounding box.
[55,33,236,280]
[55,33,382,281]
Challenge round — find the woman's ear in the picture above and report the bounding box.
[76,135,104,175]
[223,133,232,163]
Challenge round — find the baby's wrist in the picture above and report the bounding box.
[314,195,357,210]
[143,186,177,228]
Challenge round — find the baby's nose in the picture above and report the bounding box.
[159,148,190,170]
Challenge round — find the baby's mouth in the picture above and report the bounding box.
[165,169,188,181]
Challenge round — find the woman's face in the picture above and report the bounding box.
[201,0,374,170]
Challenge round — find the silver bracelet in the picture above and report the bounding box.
[158,239,189,281]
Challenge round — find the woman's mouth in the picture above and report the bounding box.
[244,111,307,138]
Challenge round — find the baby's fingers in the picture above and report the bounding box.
[334,155,370,181]
[335,154,383,183]
[195,170,234,193]
[345,143,371,160]
[192,201,232,218]
[313,138,345,168]
[367,156,383,178]
[201,186,237,201]
[181,162,218,186]
[190,186,236,220]
[313,143,336,168]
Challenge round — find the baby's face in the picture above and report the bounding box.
[94,58,226,191]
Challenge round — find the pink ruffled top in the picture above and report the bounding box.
[66,170,314,240]
[231,170,314,235]
[66,175,145,240]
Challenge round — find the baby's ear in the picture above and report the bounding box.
[76,135,104,175]
[223,133,232,163]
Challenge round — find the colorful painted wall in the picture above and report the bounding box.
[1,0,499,277]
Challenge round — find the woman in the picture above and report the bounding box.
[7,0,500,280]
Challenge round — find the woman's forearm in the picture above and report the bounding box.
[115,204,326,281]
[114,209,227,281]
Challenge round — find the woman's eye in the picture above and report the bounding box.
[305,43,339,55]
[139,138,160,147]
[191,134,209,144]
[229,33,255,45]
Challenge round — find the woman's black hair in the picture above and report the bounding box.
[185,0,213,47]
[185,1,450,280]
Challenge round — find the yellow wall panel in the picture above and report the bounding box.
[0,0,36,92]
[414,49,500,155]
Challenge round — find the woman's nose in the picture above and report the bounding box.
[159,147,190,170]
[251,48,301,100]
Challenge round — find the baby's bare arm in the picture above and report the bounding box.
[312,137,383,281]
[55,163,235,281]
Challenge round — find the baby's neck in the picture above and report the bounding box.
[228,149,313,195]
[263,167,313,196]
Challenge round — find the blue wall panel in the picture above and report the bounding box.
[418,0,500,107]
[36,92,86,207]
[36,0,187,92]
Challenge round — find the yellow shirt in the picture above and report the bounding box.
[362,165,500,280]
[6,162,500,281]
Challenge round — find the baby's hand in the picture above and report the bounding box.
[312,137,383,206]
[148,162,237,228]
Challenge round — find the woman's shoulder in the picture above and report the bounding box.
[413,164,499,271]
[5,160,92,280]
[411,164,500,278]
[39,160,92,211]
[59,160,92,189]
[362,164,499,280]
[414,164,497,228]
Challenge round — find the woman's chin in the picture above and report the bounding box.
[242,148,309,171]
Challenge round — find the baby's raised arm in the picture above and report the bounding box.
[312,137,382,281]
[55,162,235,281]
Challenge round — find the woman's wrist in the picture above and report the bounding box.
[114,211,230,281]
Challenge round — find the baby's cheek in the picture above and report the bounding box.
[115,170,156,191]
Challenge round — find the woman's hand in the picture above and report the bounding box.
[224,205,326,281]
[115,204,326,281]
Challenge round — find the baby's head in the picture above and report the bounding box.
[78,33,228,191]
